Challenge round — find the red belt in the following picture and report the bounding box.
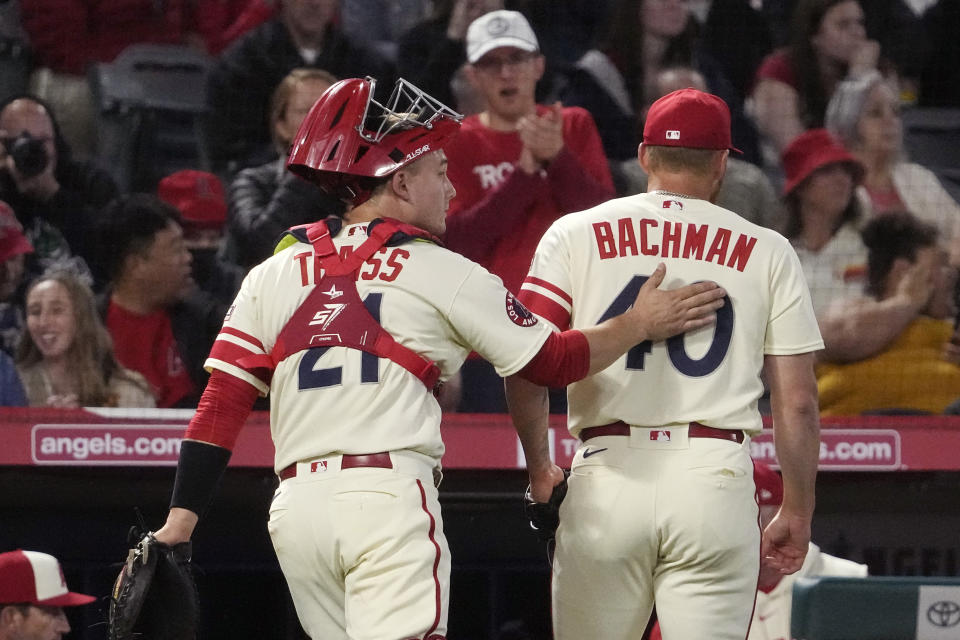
[579,421,744,444]
[278,452,393,481]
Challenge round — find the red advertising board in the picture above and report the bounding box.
[2,408,959,471]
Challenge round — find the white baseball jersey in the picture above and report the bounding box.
[207,221,552,470]
[519,192,824,435]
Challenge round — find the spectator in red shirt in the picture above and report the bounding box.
[96,194,224,408]
[442,10,614,411]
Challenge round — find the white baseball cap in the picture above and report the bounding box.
[466,10,539,64]
[0,550,96,607]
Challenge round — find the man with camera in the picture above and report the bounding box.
[0,95,118,282]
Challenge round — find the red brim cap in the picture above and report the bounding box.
[38,591,97,607]
[0,550,95,607]
[643,88,741,153]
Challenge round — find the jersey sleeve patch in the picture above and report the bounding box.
[519,277,572,331]
[505,292,538,327]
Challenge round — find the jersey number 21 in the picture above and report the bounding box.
[298,293,383,389]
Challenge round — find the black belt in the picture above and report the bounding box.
[580,421,744,444]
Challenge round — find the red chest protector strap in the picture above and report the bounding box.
[237,218,441,390]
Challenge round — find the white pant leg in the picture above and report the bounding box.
[269,463,449,640]
[654,438,760,640]
[269,473,347,639]
[552,439,659,640]
[552,434,760,640]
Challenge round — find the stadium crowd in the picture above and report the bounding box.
[0,0,957,414]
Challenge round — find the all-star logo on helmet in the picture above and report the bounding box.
[405,144,431,162]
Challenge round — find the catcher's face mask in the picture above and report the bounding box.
[287,76,463,204]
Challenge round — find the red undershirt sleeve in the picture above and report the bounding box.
[184,369,260,449]
[170,370,261,516]
[516,329,590,387]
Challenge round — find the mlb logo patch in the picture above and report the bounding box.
[651,430,671,442]
[666,130,680,140]
[662,200,683,210]
[310,460,328,473]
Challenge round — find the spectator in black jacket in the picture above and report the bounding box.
[206,0,395,174]
[397,0,503,111]
[0,95,118,282]
[226,68,345,269]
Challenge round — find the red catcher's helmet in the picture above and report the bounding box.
[287,76,462,204]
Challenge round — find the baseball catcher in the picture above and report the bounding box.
[109,527,199,640]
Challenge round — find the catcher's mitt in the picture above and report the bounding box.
[109,528,199,640]
[523,470,570,542]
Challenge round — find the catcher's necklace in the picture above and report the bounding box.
[654,189,700,200]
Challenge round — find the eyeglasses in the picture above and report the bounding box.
[473,51,537,74]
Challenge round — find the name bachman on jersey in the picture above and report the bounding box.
[592,217,758,272]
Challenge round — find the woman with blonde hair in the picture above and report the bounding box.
[15,270,155,407]
[226,67,345,269]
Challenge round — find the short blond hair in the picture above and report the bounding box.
[644,145,721,177]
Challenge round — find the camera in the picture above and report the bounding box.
[2,132,49,178]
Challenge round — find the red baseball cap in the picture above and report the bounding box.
[753,462,784,507]
[0,201,33,263]
[0,550,95,607]
[157,169,227,230]
[643,88,741,153]
[781,128,864,196]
